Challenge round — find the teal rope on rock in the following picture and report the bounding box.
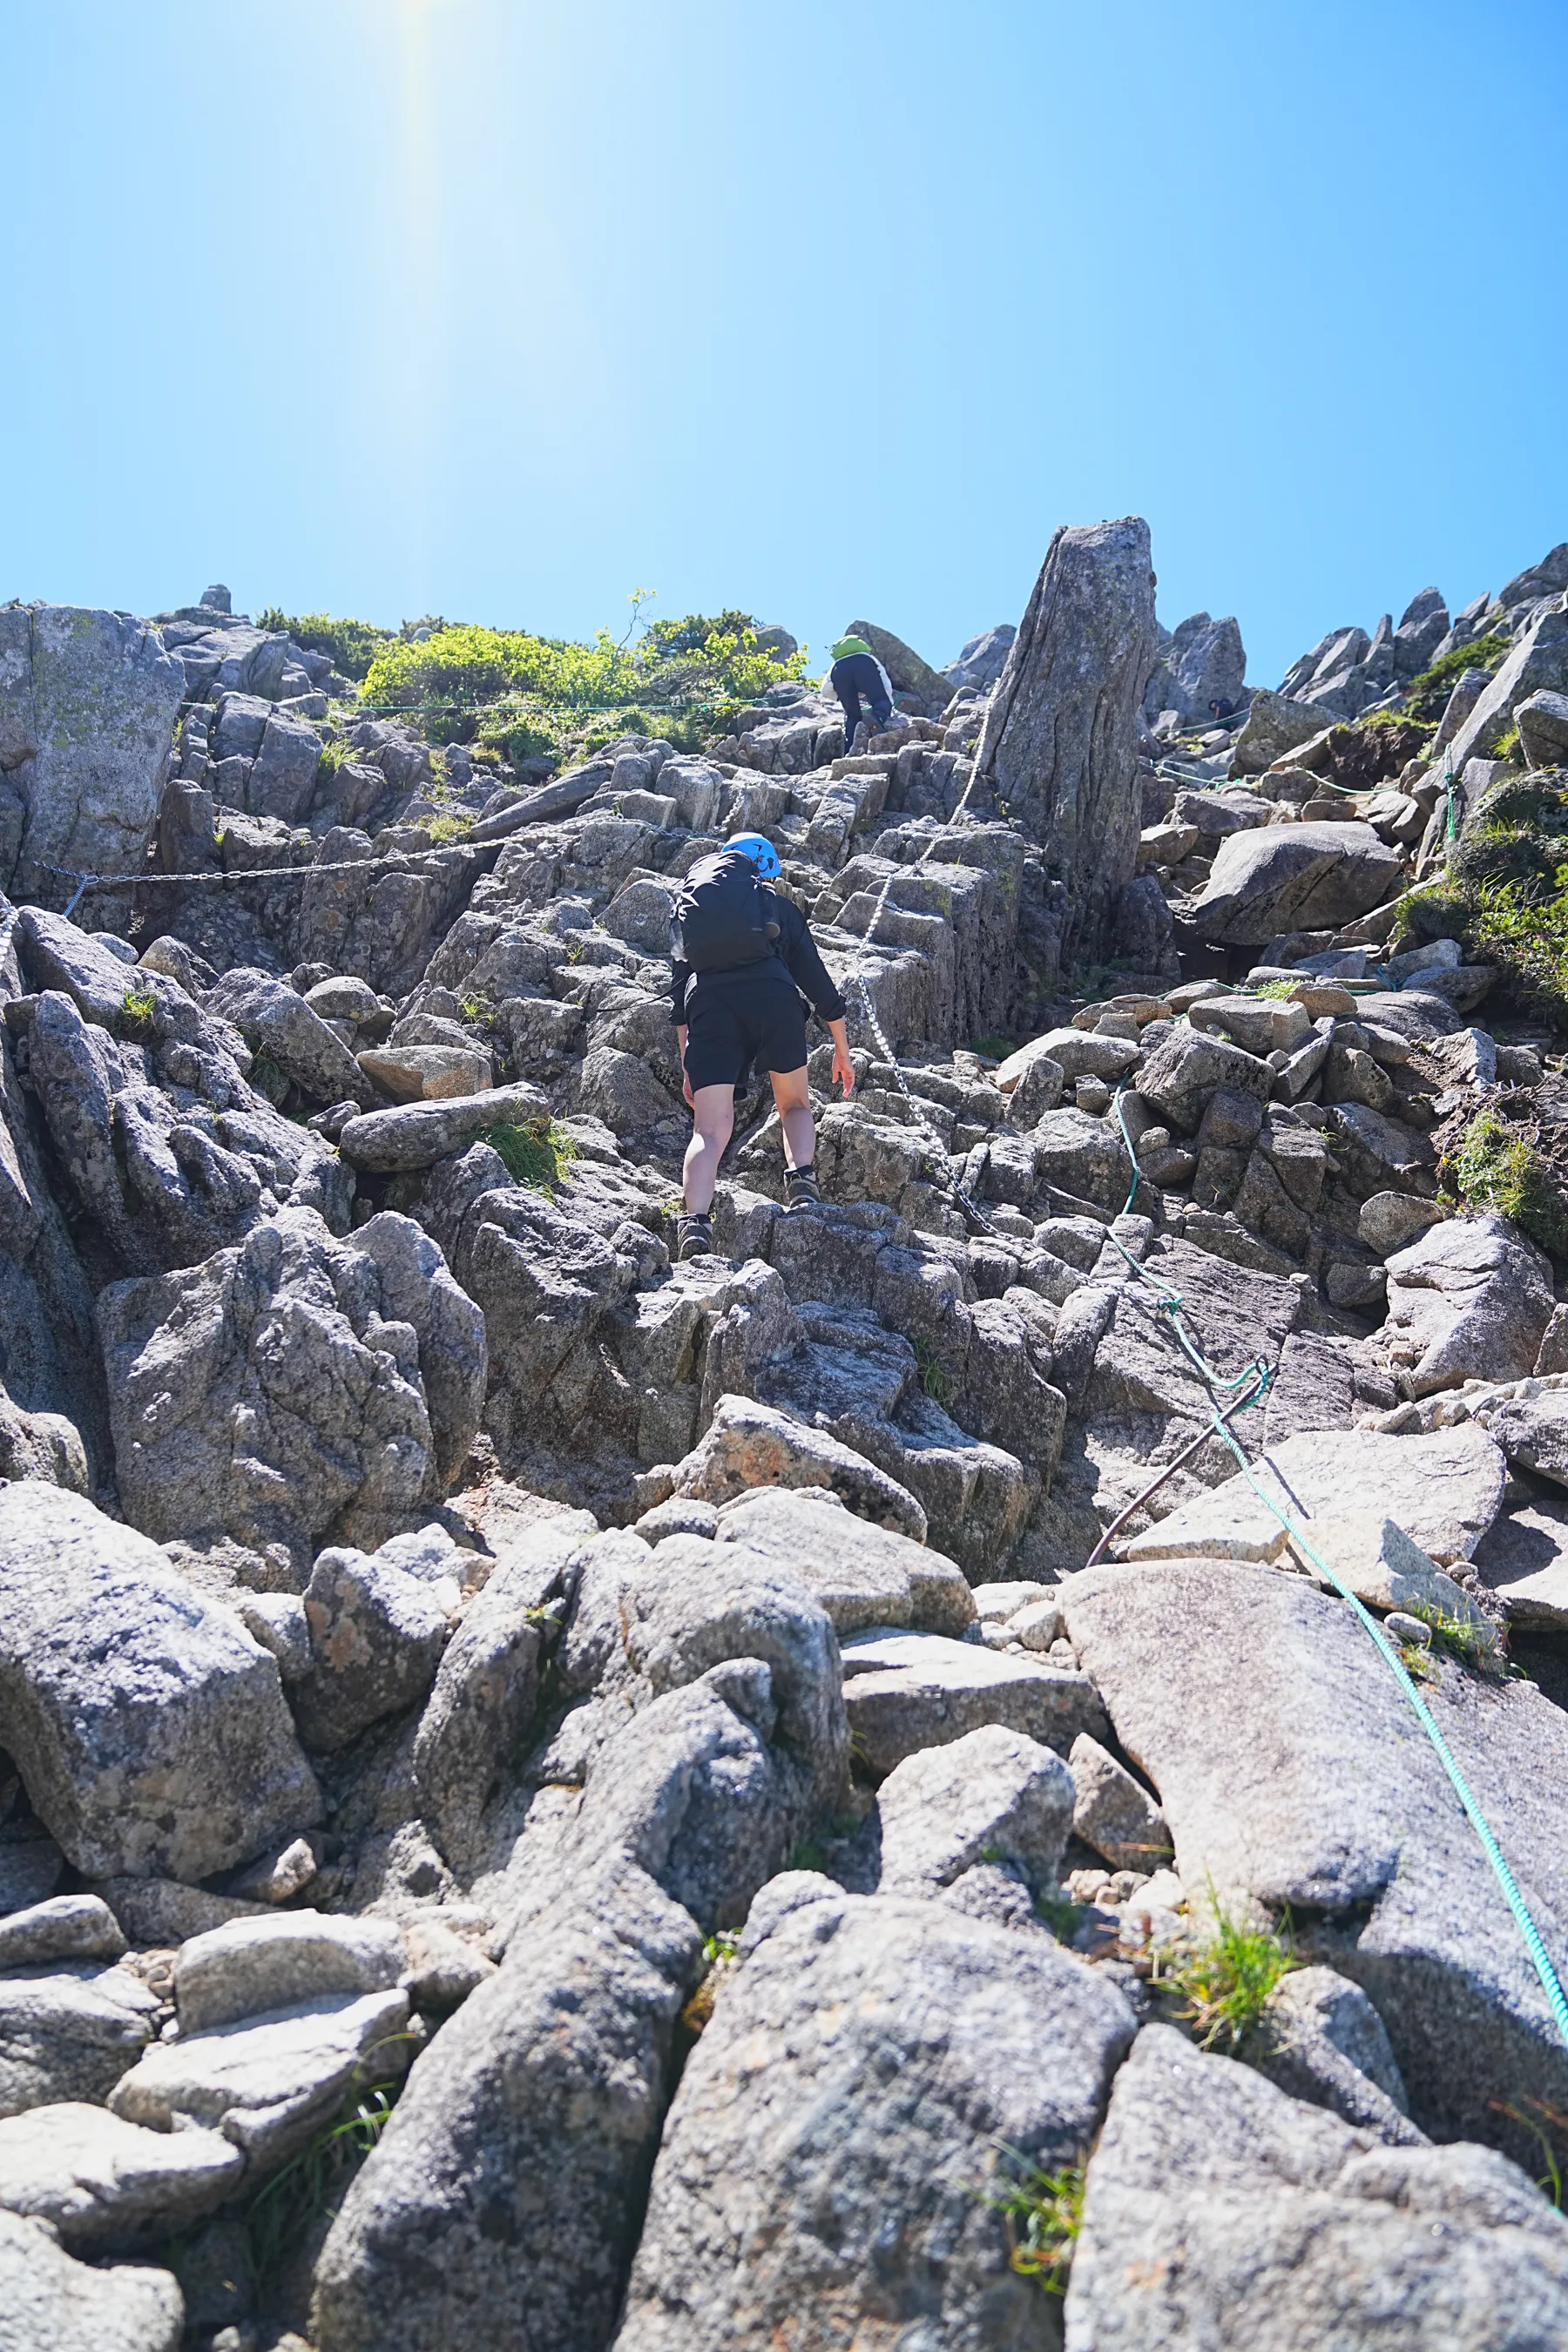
[1105,1077,1568,2046]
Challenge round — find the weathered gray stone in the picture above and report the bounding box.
[0,2101,242,2246]
[1069,1731,1173,1873]
[335,1079,548,1172]
[841,1626,1107,1777]
[1136,1022,1273,1133]
[559,1535,849,1834]
[617,1887,1136,2352]
[0,2207,183,2350]
[414,1513,593,1863]
[1067,2024,1568,2348]
[670,1394,927,1538]
[997,1026,1139,1091]
[1228,687,1331,774]
[1474,1495,1568,1626]
[110,1985,411,2169]
[1516,687,1568,767]
[1382,1214,1556,1396]
[714,1484,975,1637]
[1062,1562,1568,2153]
[293,1532,456,1751]
[0,605,184,909]
[973,517,1159,980]
[0,1484,319,1882]
[0,1896,124,1971]
[1477,1390,1568,1490]
[205,967,370,1106]
[1252,1964,1421,2146]
[0,1962,159,2118]
[1446,601,1568,772]
[1191,823,1403,944]
[98,1208,482,1576]
[875,1721,1076,1896]
[316,1654,838,2352]
[175,1910,407,2035]
[1125,1421,1506,1565]
[1359,1190,1447,1254]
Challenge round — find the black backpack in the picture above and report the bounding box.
[672,849,781,972]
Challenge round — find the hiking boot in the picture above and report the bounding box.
[677,1213,715,1261]
[784,1166,821,1210]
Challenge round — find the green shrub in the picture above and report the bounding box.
[483,1116,577,1197]
[258,609,392,682]
[1443,1109,1568,1260]
[1404,632,1510,723]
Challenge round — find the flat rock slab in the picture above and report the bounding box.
[0,2099,241,2247]
[841,1627,1107,1776]
[1061,1560,1568,2153]
[0,1482,320,1882]
[335,1080,546,1171]
[1475,1495,1568,1627]
[1065,2025,1568,2349]
[617,1883,1135,2351]
[714,1485,975,1636]
[0,2207,183,2352]
[111,1986,410,2171]
[1124,1422,1507,1565]
[1189,822,1403,945]
[174,1909,407,2034]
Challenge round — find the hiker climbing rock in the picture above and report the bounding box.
[670,830,855,1260]
[828,634,896,752]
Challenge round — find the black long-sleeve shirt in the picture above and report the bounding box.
[669,887,848,1026]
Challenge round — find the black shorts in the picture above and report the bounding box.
[682,973,809,1092]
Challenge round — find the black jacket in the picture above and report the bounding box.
[669,887,848,1025]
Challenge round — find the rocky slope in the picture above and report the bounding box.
[1,538,1568,2350]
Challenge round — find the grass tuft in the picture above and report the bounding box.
[911,1335,956,1407]
[243,2067,404,2286]
[1163,1896,1295,2051]
[483,1117,577,1198]
[679,1930,740,2036]
[1443,1109,1568,1261]
[990,2147,1087,2295]
[119,982,157,1030]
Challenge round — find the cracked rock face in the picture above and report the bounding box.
[98,1206,483,1581]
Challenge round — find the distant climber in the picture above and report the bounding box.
[828,636,896,752]
[1208,695,1239,723]
[670,832,855,1260]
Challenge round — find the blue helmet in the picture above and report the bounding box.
[725,829,781,881]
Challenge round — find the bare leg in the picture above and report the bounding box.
[684,1084,735,1214]
[769,1063,814,1172]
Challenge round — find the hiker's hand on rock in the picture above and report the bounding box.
[832,1045,855,1098]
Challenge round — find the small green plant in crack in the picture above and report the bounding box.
[1162,1895,1295,2051]
[1034,1890,1085,1942]
[118,982,157,1032]
[458,989,501,1033]
[989,2146,1087,2295]
[247,1052,289,1106]
[425,812,473,847]
[680,1929,741,2035]
[483,1117,577,1198]
[911,1335,955,1407]
[1408,1598,1504,1675]
[1491,2094,1568,2207]
[243,2062,406,2286]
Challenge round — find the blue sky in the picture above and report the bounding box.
[3,1,1565,686]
